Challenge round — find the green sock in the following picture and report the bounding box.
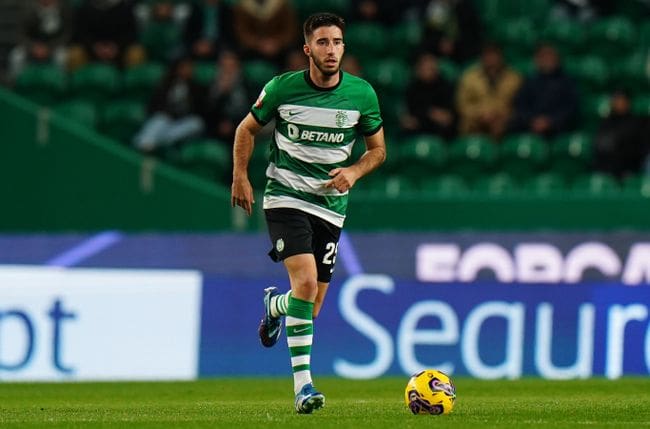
[286,296,314,395]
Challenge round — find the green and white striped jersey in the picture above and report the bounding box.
[251,69,383,227]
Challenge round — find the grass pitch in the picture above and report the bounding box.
[1,377,649,428]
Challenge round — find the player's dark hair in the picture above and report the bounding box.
[303,13,345,42]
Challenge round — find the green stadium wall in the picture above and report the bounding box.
[1,87,649,232]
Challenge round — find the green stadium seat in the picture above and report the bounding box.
[420,174,469,197]
[448,135,498,182]
[632,94,650,116]
[438,58,462,83]
[366,175,417,198]
[53,99,97,129]
[581,93,611,131]
[587,16,637,57]
[623,175,650,198]
[572,173,620,196]
[70,63,120,103]
[344,23,387,61]
[99,100,146,143]
[510,57,535,77]
[363,58,410,94]
[123,62,164,102]
[473,173,518,196]
[174,139,231,182]
[140,21,183,62]
[641,21,650,48]
[398,135,448,178]
[500,134,550,180]
[193,61,218,86]
[389,20,422,59]
[526,172,567,196]
[550,132,592,181]
[565,55,609,92]
[294,0,349,20]
[541,18,586,54]
[243,59,278,92]
[14,64,66,106]
[611,51,649,93]
[493,17,538,57]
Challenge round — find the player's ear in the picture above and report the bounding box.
[303,44,310,56]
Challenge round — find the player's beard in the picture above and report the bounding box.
[310,53,340,76]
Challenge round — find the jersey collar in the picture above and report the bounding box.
[303,69,343,92]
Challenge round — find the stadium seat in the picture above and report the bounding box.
[192,61,218,86]
[473,173,518,196]
[448,135,498,182]
[363,58,410,94]
[123,62,164,102]
[581,93,611,131]
[526,172,567,197]
[389,20,422,59]
[99,100,146,143]
[587,16,637,57]
[572,173,620,196]
[344,22,387,61]
[294,0,349,20]
[367,175,418,198]
[173,139,231,182]
[565,55,609,93]
[623,175,650,198]
[243,59,278,93]
[493,17,538,57]
[611,51,649,93]
[398,135,448,178]
[550,132,592,181]
[53,99,97,129]
[541,18,586,54]
[437,58,462,83]
[500,134,550,180]
[140,21,183,62]
[632,94,650,116]
[420,174,469,197]
[69,63,120,103]
[14,64,66,106]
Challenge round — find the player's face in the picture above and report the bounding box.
[304,26,344,77]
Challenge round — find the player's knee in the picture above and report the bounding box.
[292,277,318,300]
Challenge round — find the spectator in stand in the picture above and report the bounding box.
[456,43,521,139]
[593,90,650,179]
[203,50,250,142]
[135,0,192,63]
[8,0,73,79]
[401,52,456,140]
[509,43,579,138]
[232,0,298,66]
[417,0,482,64]
[133,57,206,152]
[69,0,144,69]
[184,0,234,62]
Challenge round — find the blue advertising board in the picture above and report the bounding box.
[199,274,650,379]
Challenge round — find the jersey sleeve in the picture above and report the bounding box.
[357,84,383,136]
[250,77,281,125]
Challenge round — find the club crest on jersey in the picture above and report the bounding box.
[335,110,348,128]
[254,89,266,108]
[276,238,285,252]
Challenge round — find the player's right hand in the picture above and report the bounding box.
[231,177,255,216]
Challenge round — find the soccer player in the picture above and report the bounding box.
[230,12,385,414]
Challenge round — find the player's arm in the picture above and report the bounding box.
[231,112,263,216]
[325,127,386,193]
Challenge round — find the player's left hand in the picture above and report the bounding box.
[325,167,358,193]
